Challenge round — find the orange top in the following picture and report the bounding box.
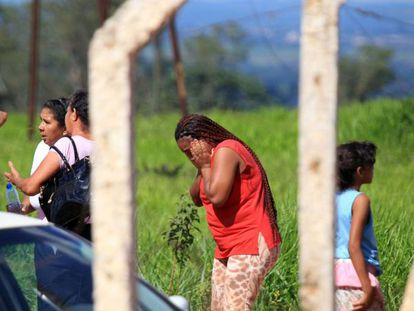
[200,139,281,259]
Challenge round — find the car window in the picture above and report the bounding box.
[1,243,37,310]
[0,251,31,310]
[0,226,93,311]
[138,279,182,311]
[0,225,181,311]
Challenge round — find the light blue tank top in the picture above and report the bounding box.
[335,189,382,275]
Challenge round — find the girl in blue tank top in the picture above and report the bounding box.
[335,141,385,311]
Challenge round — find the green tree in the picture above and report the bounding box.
[134,22,270,114]
[0,4,30,110]
[38,0,123,100]
[0,0,123,112]
[0,4,271,114]
[339,44,395,103]
[183,22,270,111]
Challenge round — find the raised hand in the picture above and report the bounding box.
[189,139,213,169]
[4,161,22,188]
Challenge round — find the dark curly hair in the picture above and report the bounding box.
[68,90,89,129]
[175,114,281,241]
[337,141,377,191]
[42,98,68,129]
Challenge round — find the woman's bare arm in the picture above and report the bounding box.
[189,171,203,206]
[199,147,240,207]
[0,111,8,127]
[4,151,61,196]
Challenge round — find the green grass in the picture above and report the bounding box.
[1,98,413,310]
[2,244,37,310]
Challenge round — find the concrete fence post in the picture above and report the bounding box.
[298,0,345,310]
[401,266,414,311]
[88,0,186,310]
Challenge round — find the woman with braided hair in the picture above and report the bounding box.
[175,114,281,311]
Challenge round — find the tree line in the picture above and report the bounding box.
[0,0,395,114]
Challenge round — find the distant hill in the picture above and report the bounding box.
[176,0,414,105]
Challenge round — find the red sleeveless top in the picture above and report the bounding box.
[200,139,281,258]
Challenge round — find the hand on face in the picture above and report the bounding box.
[190,139,212,169]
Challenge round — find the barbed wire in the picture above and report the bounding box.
[341,4,414,96]
[177,2,413,98]
[178,3,300,74]
[247,0,297,75]
[180,5,301,36]
[344,4,414,30]
[342,6,375,42]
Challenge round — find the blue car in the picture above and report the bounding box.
[0,212,189,311]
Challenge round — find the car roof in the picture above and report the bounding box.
[0,212,48,229]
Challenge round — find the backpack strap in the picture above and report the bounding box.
[49,136,80,170]
[50,145,71,171]
[66,136,80,162]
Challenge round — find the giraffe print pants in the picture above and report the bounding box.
[211,233,280,311]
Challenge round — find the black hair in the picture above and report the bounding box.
[42,98,68,128]
[68,90,89,129]
[175,114,281,241]
[337,141,377,191]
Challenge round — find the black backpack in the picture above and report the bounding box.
[39,136,91,238]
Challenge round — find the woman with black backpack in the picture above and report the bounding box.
[5,90,94,310]
[12,98,68,220]
[5,90,94,239]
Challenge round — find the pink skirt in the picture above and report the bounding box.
[335,259,385,311]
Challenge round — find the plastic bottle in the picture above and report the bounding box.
[6,182,21,213]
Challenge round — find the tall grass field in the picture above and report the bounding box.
[1,98,413,310]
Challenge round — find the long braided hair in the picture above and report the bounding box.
[175,114,280,241]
